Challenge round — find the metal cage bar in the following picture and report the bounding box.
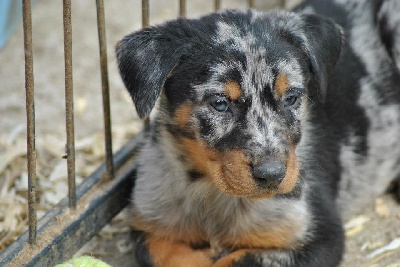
[22,0,37,245]
[215,0,221,11]
[96,0,115,181]
[179,0,187,17]
[142,0,149,27]
[63,0,77,210]
[248,0,255,8]
[141,0,150,130]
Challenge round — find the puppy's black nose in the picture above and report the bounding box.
[251,161,286,188]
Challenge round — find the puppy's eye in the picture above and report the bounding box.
[283,95,299,107]
[283,88,303,108]
[210,96,229,112]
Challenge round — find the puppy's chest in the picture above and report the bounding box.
[133,185,310,250]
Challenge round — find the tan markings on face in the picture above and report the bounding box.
[224,81,242,100]
[146,236,213,267]
[178,138,261,197]
[208,150,275,198]
[213,249,257,267]
[277,145,299,194]
[275,73,290,96]
[180,137,220,175]
[179,138,299,197]
[174,103,192,129]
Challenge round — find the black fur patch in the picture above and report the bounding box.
[188,170,205,181]
[131,230,154,267]
[231,253,264,267]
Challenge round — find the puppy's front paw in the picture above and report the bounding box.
[144,237,213,267]
[213,249,291,267]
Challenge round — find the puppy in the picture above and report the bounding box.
[116,0,400,266]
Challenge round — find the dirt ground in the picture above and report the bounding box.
[0,0,399,266]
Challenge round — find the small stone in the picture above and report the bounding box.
[375,197,390,218]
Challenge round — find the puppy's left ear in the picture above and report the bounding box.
[298,14,344,100]
[116,27,191,118]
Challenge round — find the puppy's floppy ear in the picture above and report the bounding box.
[298,14,344,100]
[116,27,191,118]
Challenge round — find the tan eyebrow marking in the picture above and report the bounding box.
[275,74,290,96]
[224,81,242,100]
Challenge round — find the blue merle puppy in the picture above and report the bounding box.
[116,0,400,266]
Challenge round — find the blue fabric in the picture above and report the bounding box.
[0,0,22,48]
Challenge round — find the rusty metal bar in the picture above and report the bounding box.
[142,0,150,130]
[142,0,149,27]
[96,0,115,181]
[63,0,76,209]
[248,0,255,8]
[179,0,186,17]
[215,0,221,11]
[22,0,37,245]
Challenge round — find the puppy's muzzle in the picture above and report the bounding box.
[251,161,286,189]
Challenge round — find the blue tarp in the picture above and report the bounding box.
[0,0,22,48]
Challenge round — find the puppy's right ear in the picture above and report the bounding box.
[116,27,191,118]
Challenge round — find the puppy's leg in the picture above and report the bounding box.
[213,201,344,267]
[213,239,342,267]
[212,249,264,267]
[133,231,213,267]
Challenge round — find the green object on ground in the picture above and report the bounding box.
[54,255,111,267]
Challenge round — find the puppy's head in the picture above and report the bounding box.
[116,9,343,198]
